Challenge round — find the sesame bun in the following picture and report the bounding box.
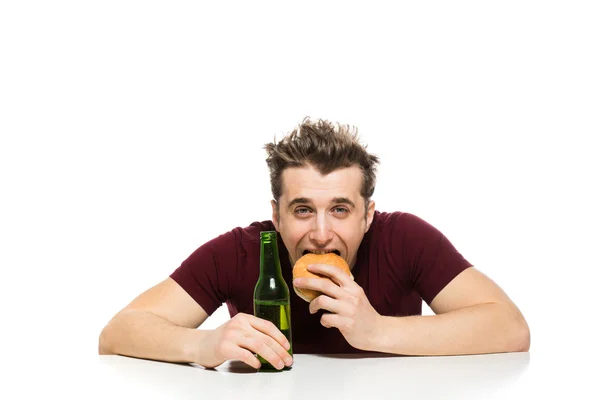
[292,253,352,302]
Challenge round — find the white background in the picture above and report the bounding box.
[1,0,599,392]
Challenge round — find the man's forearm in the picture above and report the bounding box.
[99,310,209,364]
[369,303,530,356]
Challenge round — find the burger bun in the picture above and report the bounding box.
[292,253,352,302]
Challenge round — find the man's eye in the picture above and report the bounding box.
[333,207,348,214]
[295,207,312,215]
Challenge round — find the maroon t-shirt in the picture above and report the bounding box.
[170,211,472,354]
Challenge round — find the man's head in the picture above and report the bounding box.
[264,117,380,269]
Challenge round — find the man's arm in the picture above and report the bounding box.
[99,277,293,369]
[98,278,212,363]
[295,265,530,355]
[373,268,530,355]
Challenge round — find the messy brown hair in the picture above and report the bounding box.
[265,117,380,207]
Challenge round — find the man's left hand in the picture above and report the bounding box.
[293,263,382,351]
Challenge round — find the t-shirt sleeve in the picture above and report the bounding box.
[393,213,473,305]
[169,230,240,316]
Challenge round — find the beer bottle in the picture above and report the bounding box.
[253,230,293,371]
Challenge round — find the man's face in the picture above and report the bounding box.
[271,164,375,269]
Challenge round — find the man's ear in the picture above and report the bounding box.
[365,200,375,232]
[271,199,280,231]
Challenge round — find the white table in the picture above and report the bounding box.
[27,351,592,399]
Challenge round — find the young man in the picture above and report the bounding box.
[99,118,530,370]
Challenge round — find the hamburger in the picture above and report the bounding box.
[292,252,352,302]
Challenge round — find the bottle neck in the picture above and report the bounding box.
[260,235,282,278]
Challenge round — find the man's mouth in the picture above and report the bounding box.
[302,249,341,256]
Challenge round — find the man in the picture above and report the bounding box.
[99,118,530,370]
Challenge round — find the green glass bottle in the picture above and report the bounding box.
[253,230,293,371]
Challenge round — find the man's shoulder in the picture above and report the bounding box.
[210,219,276,248]
[370,210,442,242]
[238,219,277,243]
[372,210,425,230]
[372,209,449,248]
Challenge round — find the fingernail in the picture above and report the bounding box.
[286,357,293,366]
[278,361,285,369]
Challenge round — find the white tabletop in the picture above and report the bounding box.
[18,350,591,400]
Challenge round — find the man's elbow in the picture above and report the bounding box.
[516,322,531,352]
[509,312,530,353]
[98,322,117,355]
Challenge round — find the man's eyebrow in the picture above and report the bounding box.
[287,197,356,209]
[332,197,356,208]
[287,197,312,208]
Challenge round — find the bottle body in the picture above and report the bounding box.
[253,231,293,371]
[253,300,292,370]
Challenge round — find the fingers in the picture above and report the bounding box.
[320,312,342,329]
[307,263,354,286]
[246,318,293,368]
[223,314,292,370]
[308,294,344,315]
[249,316,291,351]
[293,274,345,300]
[234,348,262,369]
[238,334,290,370]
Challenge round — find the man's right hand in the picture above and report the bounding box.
[200,313,293,370]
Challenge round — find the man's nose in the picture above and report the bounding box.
[309,214,334,245]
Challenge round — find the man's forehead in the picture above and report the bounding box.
[280,165,363,200]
